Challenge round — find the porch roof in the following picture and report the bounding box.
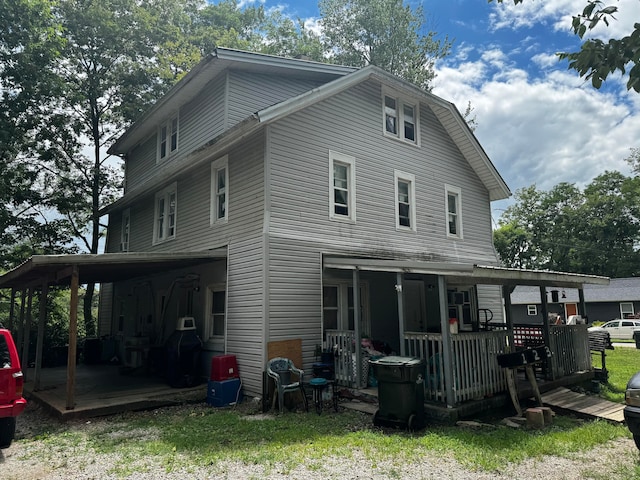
[0,250,226,289]
[322,257,609,288]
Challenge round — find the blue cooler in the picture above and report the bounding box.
[207,378,242,407]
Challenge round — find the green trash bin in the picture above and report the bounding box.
[369,356,425,430]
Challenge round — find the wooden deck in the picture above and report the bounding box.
[542,387,625,423]
[24,365,206,420]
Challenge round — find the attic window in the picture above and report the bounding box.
[383,93,419,145]
[157,115,179,162]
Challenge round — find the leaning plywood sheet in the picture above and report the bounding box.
[267,339,303,369]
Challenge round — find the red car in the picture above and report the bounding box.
[0,328,27,448]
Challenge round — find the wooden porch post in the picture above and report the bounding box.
[502,285,515,350]
[8,288,16,331]
[34,281,49,391]
[66,265,79,410]
[21,288,34,382]
[578,288,587,321]
[352,269,361,388]
[539,286,554,380]
[396,273,405,356]
[16,289,26,356]
[438,275,455,407]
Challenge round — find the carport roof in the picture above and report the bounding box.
[322,256,610,288]
[0,250,226,289]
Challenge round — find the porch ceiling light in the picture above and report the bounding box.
[394,284,402,293]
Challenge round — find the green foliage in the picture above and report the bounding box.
[319,0,451,90]
[491,0,640,92]
[595,346,640,403]
[494,171,640,276]
[16,405,629,475]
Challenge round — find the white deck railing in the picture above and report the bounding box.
[405,331,509,404]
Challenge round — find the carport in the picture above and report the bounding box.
[0,250,225,414]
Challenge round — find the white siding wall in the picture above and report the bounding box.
[267,80,497,263]
[477,285,504,324]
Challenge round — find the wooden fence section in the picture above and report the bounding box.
[405,331,509,404]
[549,325,591,377]
[325,330,357,387]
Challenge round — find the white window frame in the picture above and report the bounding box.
[382,91,419,145]
[445,184,463,239]
[210,155,229,225]
[322,281,370,336]
[157,114,179,163]
[620,302,635,318]
[153,182,177,245]
[205,284,227,344]
[329,150,356,222]
[120,208,130,252]
[527,305,538,316]
[394,170,416,231]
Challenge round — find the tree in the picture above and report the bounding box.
[319,0,451,90]
[492,0,640,92]
[494,174,640,277]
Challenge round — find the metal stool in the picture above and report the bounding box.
[310,377,328,414]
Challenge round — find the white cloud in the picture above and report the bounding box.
[433,47,639,208]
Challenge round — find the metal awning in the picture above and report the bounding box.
[322,256,610,288]
[0,250,227,289]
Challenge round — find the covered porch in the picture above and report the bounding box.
[321,256,608,417]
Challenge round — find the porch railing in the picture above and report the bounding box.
[405,331,510,404]
[549,325,591,377]
[325,330,358,387]
[512,324,591,378]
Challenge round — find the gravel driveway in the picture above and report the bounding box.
[1,401,638,480]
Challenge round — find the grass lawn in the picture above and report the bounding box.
[593,346,640,403]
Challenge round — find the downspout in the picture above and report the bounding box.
[353,269,361,388]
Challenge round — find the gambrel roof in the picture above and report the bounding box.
[103,48,510,214]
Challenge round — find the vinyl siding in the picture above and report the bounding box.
[227,70,322,127]
[476,285,504,324]
[266,80,498,265]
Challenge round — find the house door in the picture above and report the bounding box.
[404,280,426,332]
[565,303,578,319]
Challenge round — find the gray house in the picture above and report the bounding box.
[0,49,609,416]
[510,277,640,324]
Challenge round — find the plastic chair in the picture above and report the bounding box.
[266,357,308,413]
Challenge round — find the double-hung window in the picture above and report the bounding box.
[445,185,463,239]
[157,115,179,162]
[394,170,416,231]
[153,183,177,244]
[329,151,356,221]
[211,156,229,224]
[120,208,130,252]
[383,92,419,144]
[621,302,635,319]
[527,305,538,316]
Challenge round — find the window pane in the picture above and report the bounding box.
[212,291,225,314]
[448,194,457,214]
[448,215,457,235]
[398,181,409,202]
[399,204,410,227]
[170,118,178,151]
[333,164,348,188]
[218,193,226,218]
[385,96,397,134]
[385,96,396,110]
[323,286,338,307]
[323,310,338,331]
[218,168,226,190]
[403,105,415,141]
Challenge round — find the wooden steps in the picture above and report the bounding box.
[541,387,625,423]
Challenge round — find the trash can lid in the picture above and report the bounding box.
[369,355,423,366]
[310,377,328,385]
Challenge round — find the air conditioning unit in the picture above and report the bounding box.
[176,316,196,331]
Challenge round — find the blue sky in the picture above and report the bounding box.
[247,0,640,223]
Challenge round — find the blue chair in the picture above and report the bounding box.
[267,357,308,413]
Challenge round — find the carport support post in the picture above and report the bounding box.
[8,288,16,331]
[16,288,26,356]
[353,269,362,388]
[578,288,587,321]
[34,281,49,391]
[66,265,79,410]
[503,285,516,350]
[21,287,34,382]
[438,275,455,407]
[396,273,405,356]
